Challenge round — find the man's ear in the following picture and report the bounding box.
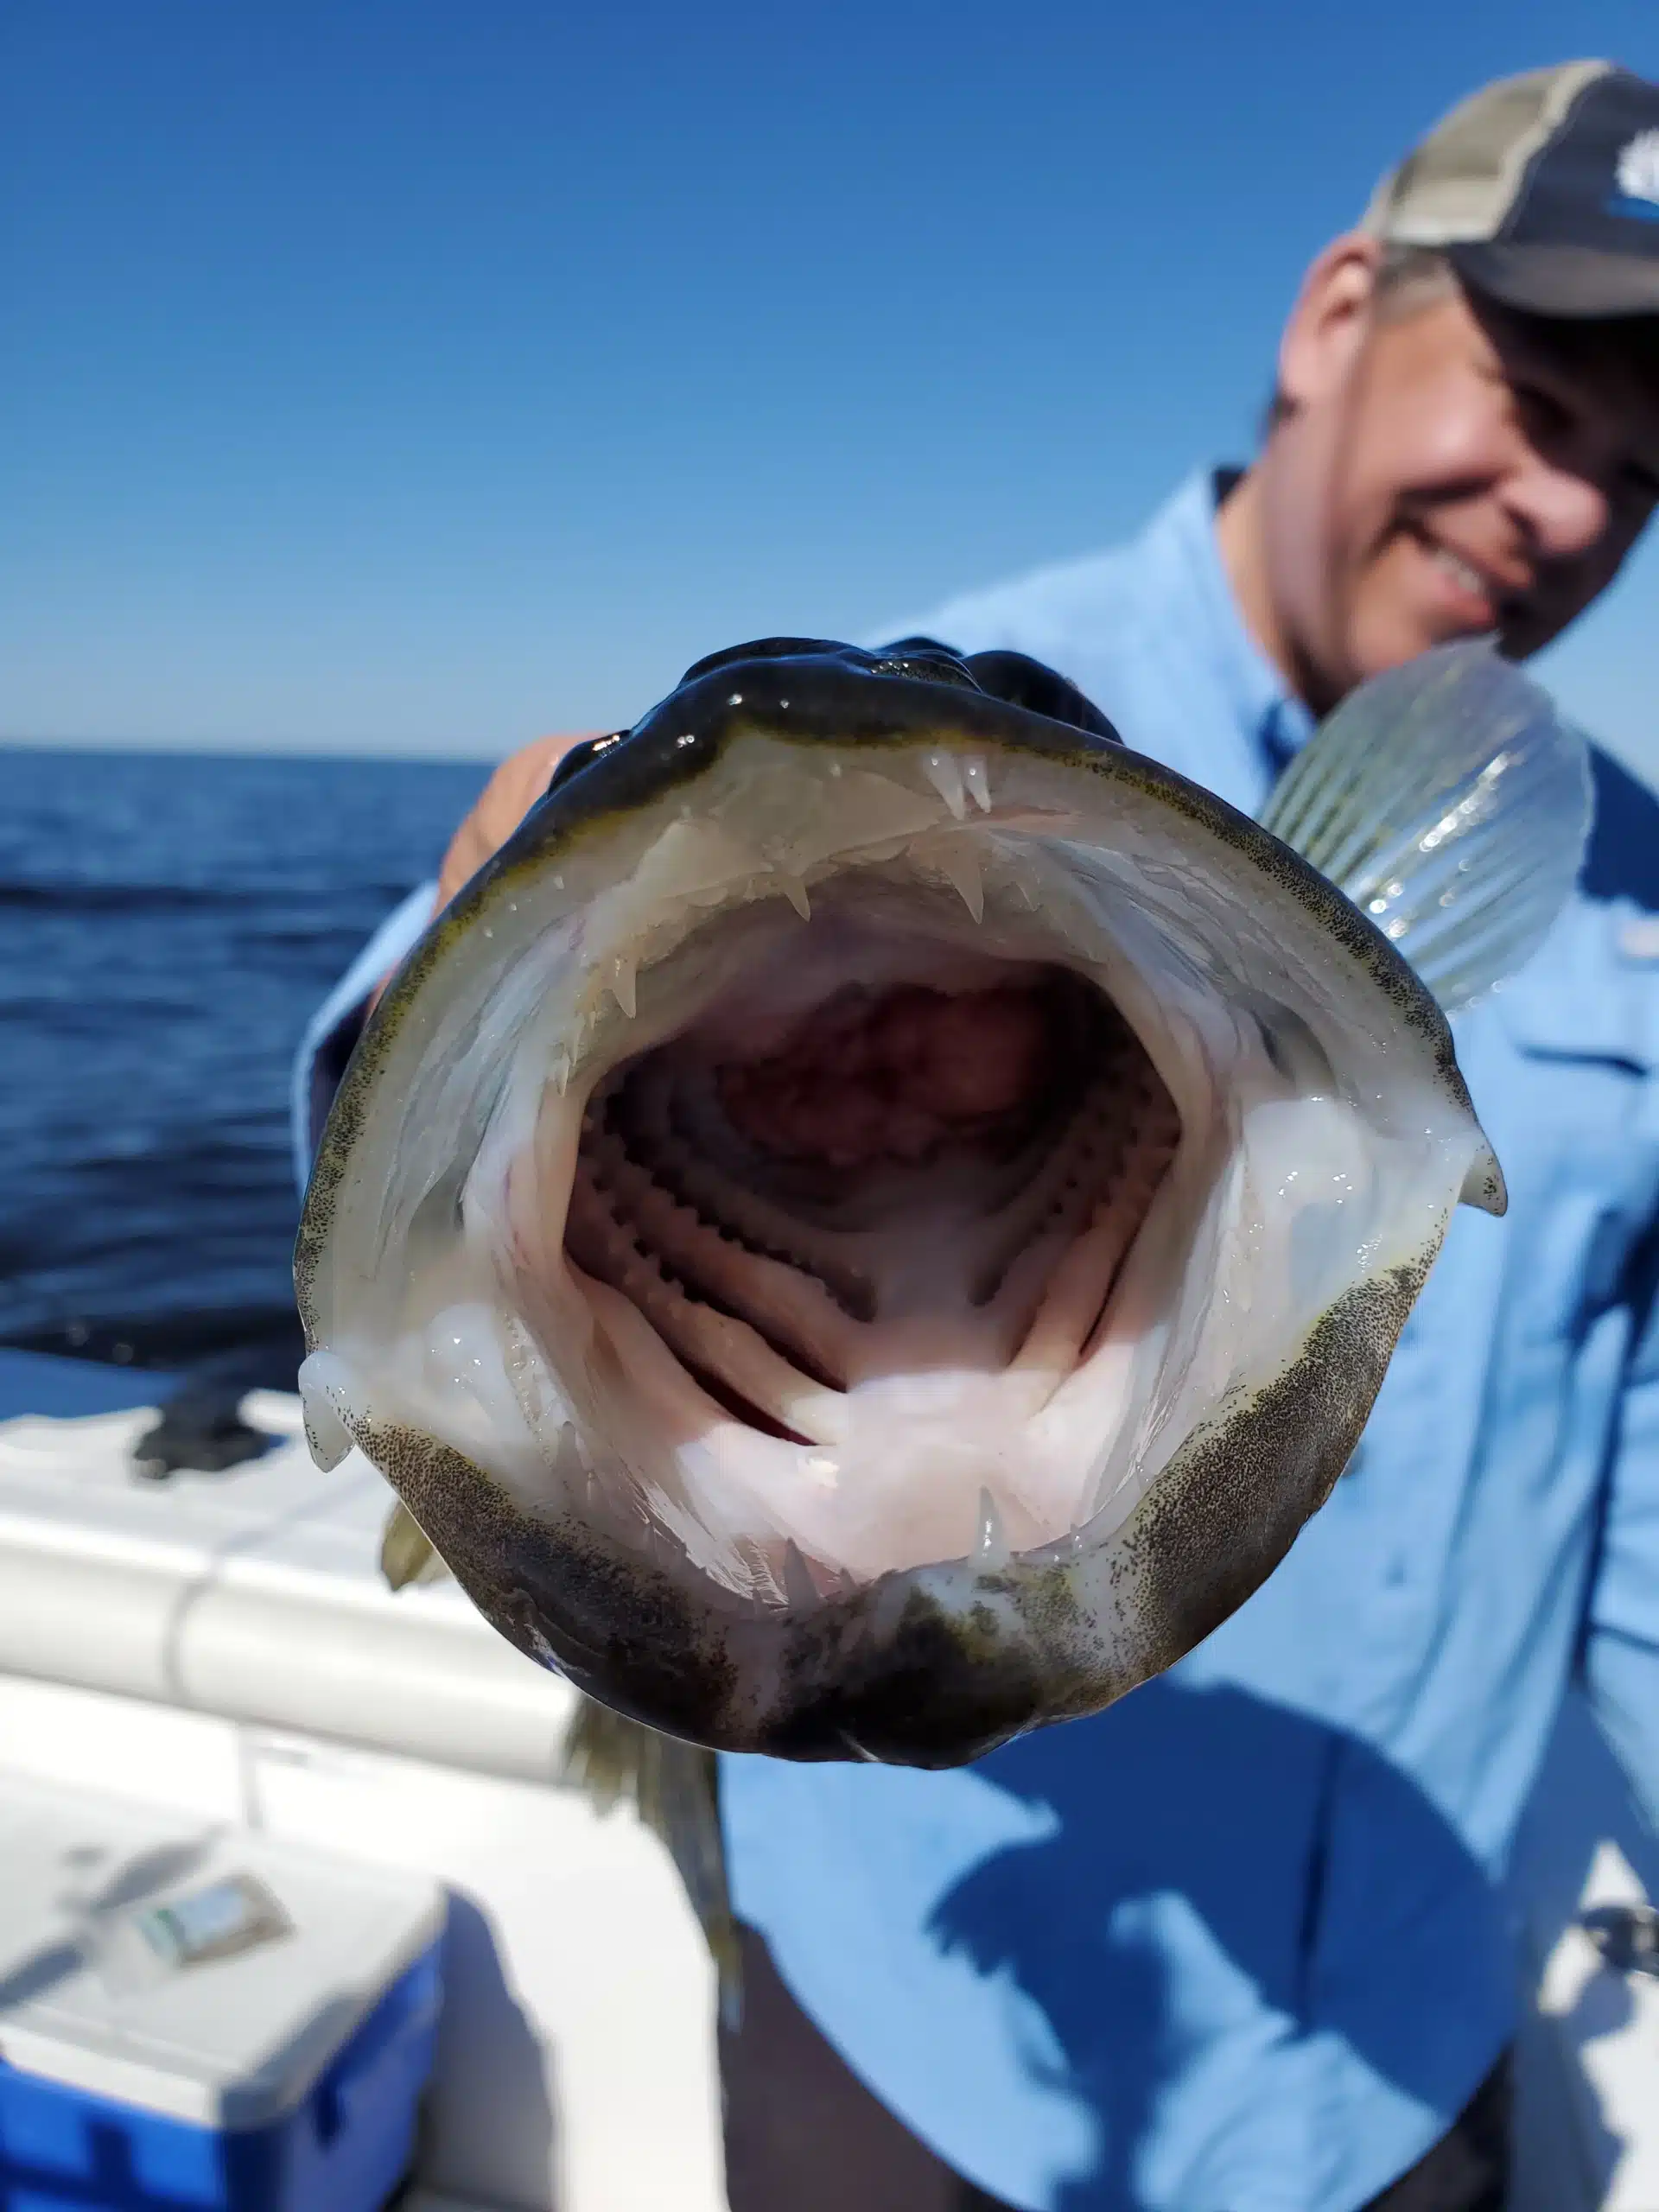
[1275,234,1384,417]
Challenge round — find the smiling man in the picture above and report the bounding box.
[296,59,1659,2212]
[1221,219,1659,708]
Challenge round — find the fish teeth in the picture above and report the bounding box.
[607,951,638,1019]
[936,842,984,923]
[991,854,1040,911]
[963,755,993,812]
[923,751,969,820]
[976,1485,1010,1570]
[777,872,811,921]
[782,1539,821,1610]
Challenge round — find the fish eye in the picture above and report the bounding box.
[962,651,1122,742]
[867,636,982,690]
[547,730,630,797]
[679,638,849,685]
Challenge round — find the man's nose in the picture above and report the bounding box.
[1503,457,1611,563]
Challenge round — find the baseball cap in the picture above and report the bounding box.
[1362,60,1659,317]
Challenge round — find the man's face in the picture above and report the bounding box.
[1261,248,1659,709]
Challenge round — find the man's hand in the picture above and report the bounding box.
[368,731,595,1011]
[434,732,597,912]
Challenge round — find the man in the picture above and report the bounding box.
[296,62,1659,2212]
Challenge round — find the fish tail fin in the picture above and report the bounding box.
[559,1694,742,2027]
[1259,640,1592,1013]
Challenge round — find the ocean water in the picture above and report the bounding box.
[1,745,486,1382]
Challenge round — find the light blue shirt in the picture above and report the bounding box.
[296,472,1659,2212]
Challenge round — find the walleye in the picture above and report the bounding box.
[296,636,1586,1776]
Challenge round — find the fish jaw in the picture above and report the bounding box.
[323,1255,1423,1767]
[296,646,1497,1765]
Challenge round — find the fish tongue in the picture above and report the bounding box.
[817,1363,1055,1567]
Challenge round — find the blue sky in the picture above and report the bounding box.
[3,1,1657,772]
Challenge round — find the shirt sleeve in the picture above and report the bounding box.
[289,881,437,1194]
[1585,1242,1659,1835]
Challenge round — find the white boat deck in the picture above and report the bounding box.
[0,1382,724,2212]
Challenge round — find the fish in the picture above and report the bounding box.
[295,634,1586,1794]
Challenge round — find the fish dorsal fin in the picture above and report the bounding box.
[1259,641,1592,1014]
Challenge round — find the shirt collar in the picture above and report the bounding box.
[1143,467,1314,798]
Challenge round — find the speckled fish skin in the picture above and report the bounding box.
[296,638,1503,1769]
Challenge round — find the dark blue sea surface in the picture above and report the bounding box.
[1,745,486,1379]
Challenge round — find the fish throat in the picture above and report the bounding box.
[568,948,1180,1460]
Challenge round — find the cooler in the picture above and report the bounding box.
[0,1770,446,2212]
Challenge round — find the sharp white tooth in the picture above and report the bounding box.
[502,1319,565,1439]
[976,1486,1010,1570]
[778,872,811,920]
[783,1539,821,1610]
[551,1047,573,1096]
[607,951,637,1018]
[963,755,993,812]
[923,751,969,820]
[938,842,984,922]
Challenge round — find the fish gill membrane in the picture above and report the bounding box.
[294,636,1585,1987]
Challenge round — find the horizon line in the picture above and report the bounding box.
[0,731,504,766]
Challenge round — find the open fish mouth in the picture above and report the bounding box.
[296,638,1576,1767]
[568,905,1187,1577]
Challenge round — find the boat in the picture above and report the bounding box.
[0,1345,1653,2210]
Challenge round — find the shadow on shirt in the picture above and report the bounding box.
[922,1677,1564,2208]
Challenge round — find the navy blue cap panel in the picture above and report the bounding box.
[1500,68,1659,255]
[1439,67,1659,316]
[1449,238,1659,316]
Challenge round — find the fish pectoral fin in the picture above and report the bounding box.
[1260,640,1590,1014]
[560,1694,742,2025]
[378,1499,451,1590]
